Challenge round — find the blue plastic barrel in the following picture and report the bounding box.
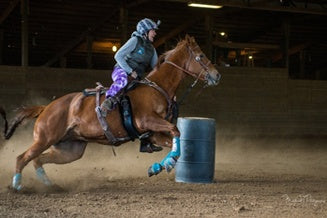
[175,117,216,183]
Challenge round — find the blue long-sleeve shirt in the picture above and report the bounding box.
[114,32,158,75]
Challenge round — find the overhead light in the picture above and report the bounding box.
[219,32,225,36]
[112,45,117,52]
[188,3,223,9]
[248,55,253,59]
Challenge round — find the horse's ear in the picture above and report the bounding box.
[185,34,191,43]
[185,34,195,44]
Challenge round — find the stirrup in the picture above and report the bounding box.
[101,97,117,112]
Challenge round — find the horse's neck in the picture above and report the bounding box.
[148,55,186,99]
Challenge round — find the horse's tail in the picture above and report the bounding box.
[0,106,8,140]
[5,105,46,140]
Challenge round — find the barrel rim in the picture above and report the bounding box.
[177,117,216,121]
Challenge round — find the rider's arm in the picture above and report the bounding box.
[150,48,158,69]
[114,37,138,74]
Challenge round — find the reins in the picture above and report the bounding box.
[165,60,203,79]
[142,42,215,118]
[139,78,173,120]
[164,45,211,106]
[141,78,172,110]
[176,73,201,106]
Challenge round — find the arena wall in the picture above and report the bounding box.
[1,65,327,137]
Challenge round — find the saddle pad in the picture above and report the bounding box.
[83,88,106,96]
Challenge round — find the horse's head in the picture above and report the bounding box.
[182,35,221,86]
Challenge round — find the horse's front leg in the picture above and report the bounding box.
[149,132,172,148]
[137,115,181,177]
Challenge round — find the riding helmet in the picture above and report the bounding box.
[136,18,161,35]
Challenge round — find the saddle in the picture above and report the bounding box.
[83,80,139,97]
[83,81,150,145]
[83,80,178,145]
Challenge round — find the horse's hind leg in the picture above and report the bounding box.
[32,140,87,186]
[13,141,52,190]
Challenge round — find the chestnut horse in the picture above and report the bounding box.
[2,35,221,190]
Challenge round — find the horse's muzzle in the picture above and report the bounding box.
[206,71,221,86]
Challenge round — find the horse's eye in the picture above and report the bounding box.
[200,54,204,58]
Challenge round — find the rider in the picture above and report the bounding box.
[101,18,160,111]
[101,18,162,153]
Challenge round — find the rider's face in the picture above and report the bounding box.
[148,29,156,42]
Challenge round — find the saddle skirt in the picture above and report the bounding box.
[83,80,178,144]
[83,80,150,144]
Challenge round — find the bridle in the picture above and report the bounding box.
[165,44,213,85]
[164,44,219,105]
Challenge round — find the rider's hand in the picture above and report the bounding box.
[130,71,138,79]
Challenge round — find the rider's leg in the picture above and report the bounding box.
[101,67,128,111]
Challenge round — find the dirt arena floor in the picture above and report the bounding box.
[1,128,327,217]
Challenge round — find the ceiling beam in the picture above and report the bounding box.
[237,22,282,43]
[272,42,311,62]
[75,40,121,54]
[213,40,280,50]
[164,0,327,15]
[0,0,20,24]
[43,0,151,67]
[43,9,119,67]
[154,17,203,48]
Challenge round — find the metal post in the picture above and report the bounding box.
[120,3,128,44]
[299,50,305,79]
[283,19,290,70]
[21,0,29,67]
[0,28,3,65]
[205,14,213,60]
[60,57,67,68]
[86,34,93,69]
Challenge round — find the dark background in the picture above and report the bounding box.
[0,0,327,137]
[0,0,326,79]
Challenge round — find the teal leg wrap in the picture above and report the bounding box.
[36,167,52,186]
[12,173,22,190]
[148,162,163,177]
[148,137,181,176]
[160,137,180,172]
[161,156,177,173]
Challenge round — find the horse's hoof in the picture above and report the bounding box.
[36,167,52,186]
[12,173,22,191]
[148,163,162,177]
[7,185,22,193]
[13,185,22,191]
[148,167,155,177]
